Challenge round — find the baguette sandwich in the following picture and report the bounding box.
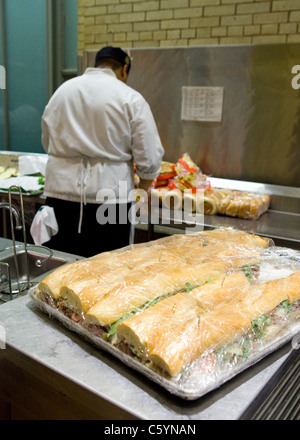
[83,231,267,330]
[84,261,228,328]
[35,229,270,341]
[37,238,188,305]
[116,270,300,377]
[115,272,251,361]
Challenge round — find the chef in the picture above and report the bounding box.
[41,46,164,257]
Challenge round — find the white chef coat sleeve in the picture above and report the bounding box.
[130,98,164,180]
[41,111,50,154]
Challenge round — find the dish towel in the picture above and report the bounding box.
[30,206,59,245]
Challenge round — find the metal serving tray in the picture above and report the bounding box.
[28,247,300,400]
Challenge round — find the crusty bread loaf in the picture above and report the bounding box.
[60,265,135,314]
[217,191,270,220]
[118,270,300,377]
[241,270,300,317]
[38,260,99,300]
[115,272,250,374]
[39,229,269,318]
[38,228,292,379]
[85,261,228,326]
[148,300,251,377]
[116,292,203,361]
[191,272,250,309]
[76,242,257,322]
[203,189,224,215]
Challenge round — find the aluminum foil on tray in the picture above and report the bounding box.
[28,229,300,400]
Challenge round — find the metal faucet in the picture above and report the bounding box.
[4,187,30,295]
[0,188,54,300]
[0,202,22,229]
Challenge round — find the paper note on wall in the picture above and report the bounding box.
[181,86,224,122]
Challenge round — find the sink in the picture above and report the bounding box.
[0,247,68,297]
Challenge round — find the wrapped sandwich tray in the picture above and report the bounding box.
[28,232,300,400]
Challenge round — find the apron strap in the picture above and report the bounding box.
[77,157,91,233]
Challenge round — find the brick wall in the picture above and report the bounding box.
[78,0,300,54]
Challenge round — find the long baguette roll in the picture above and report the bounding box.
[197,228,270,249]
[72,236,264,318]
[182,231,269,268]
[58,249,188,316]
[148,270,300,376]
[81,230,269,323]
[115,272,250,364]
[37,259,111,300]
[57,233,242,316]
[59,249,188,317]
[190,271,250,309]
[61,248,213,317]
[84,262,228,327]
[39,238,186,300]
[58,247,189,316]
[37,247,137,300]
[59,266,135,314]
[38,229,268,311]
[148,300,251,377]
[38,238,190,302]
[116,292,203,360]
[241,270,300,317]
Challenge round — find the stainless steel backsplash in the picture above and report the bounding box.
[81,44,300,188]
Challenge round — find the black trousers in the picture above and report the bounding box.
[46,197,132,258]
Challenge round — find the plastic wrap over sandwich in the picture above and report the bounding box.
[32,229,300,396]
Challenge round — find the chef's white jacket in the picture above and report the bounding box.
[41,68,164,206]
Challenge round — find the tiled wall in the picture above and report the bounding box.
[78,0,300,53]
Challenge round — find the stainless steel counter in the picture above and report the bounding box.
[143,208,300,246]
[0,294,294,420]
[0,238,296,420]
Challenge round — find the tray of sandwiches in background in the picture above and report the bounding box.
[29,228,300,400]
[145,153,270,220]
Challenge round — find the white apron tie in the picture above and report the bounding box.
[77,157,91,233]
